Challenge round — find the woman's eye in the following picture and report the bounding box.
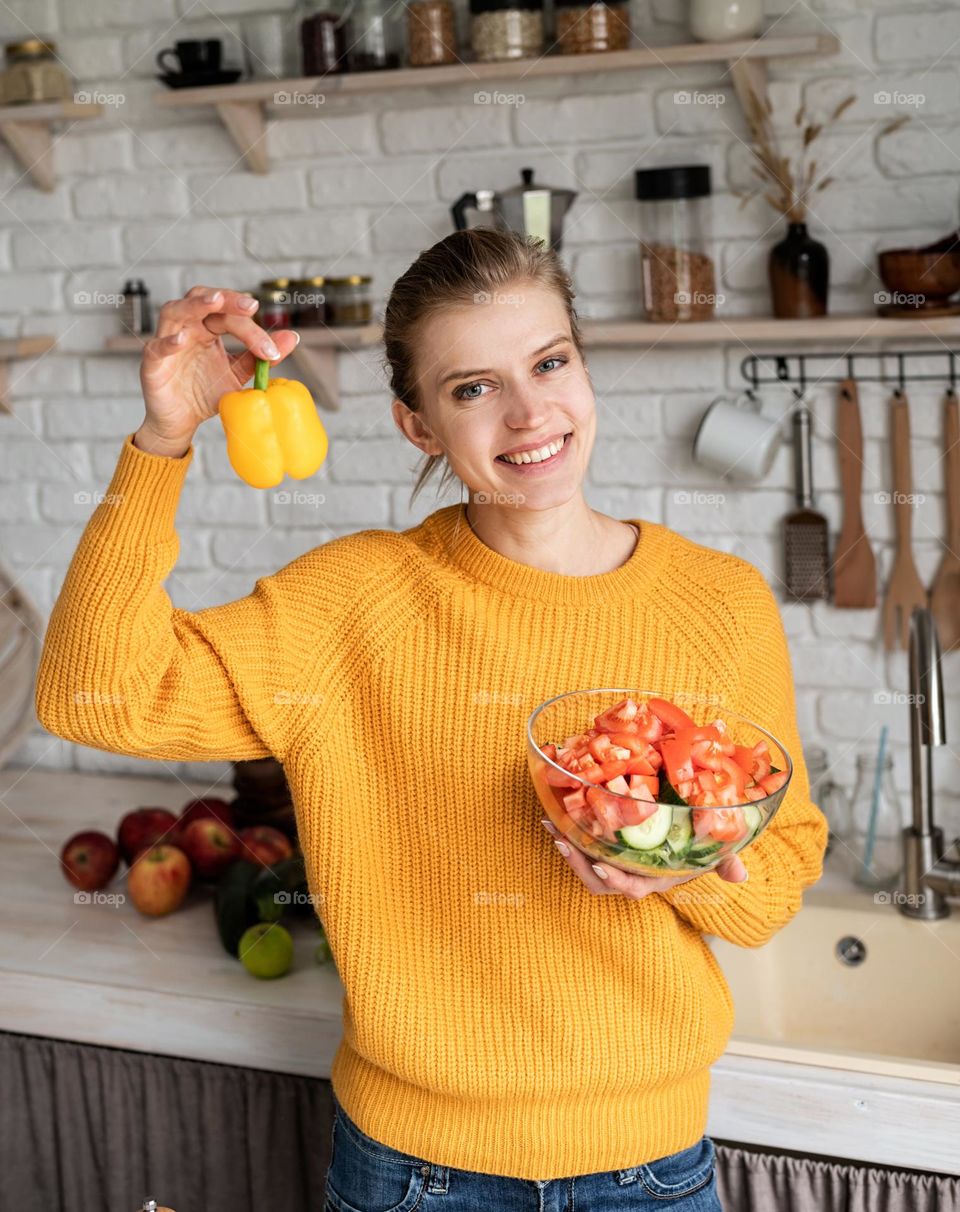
[454,382,488,400]
[539,356,566,372]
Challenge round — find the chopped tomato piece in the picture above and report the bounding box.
[646,696,696,733]
[627,773,659,800]
[733,741,772,781]
[660,735,695,785]
[585,785,623,840]
[758,769,788,796]
[594,698,641,733]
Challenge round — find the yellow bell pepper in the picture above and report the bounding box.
[218,358,329,489]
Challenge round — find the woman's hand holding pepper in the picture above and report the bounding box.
[541,819,747,900]
[135,284,299,457]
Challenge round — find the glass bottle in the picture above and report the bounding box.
[846,748,903,891]
[804,745,852,862]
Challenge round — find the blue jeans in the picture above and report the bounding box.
[323,1093,723,1211]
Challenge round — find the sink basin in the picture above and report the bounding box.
[709,884,960,1084]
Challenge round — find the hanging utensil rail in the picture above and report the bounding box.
[740,349,960,394]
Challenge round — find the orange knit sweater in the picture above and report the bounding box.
[35,432,828,1181]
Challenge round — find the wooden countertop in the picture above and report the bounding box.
[0,766,344,1078]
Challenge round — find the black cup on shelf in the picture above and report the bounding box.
[156,39,223,75]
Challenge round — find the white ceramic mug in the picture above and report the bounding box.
[691,390,782,482]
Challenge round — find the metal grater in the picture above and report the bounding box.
[784,402,830,600]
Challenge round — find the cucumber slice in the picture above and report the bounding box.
[742,804,763,839]
[687,841,723,865]
[665,806,693,855]
[616,803,673,851]
[657,773,687,806]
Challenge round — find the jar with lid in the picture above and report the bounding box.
[120,279,152,336]
[555,0,630,54]
[845,748,903,891]
[1,39,72,104]
[326,275,373,326]
[406,0,458,66]
[634,164,717,323]
[288,276,328,326]
[469,0,543,62]
[298,0,353,74]
[349,0,403,69]
[256,279,294,330]
[804,745,852,862]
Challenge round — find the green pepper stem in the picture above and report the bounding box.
[254,358,270,392]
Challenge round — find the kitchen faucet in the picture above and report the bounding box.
[899,606,960,919]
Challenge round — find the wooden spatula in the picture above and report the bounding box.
[929,388,960,652]
[832,378,877,608]
[883,390,927,650]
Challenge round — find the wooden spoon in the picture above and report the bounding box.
[929,388,960,652]
[832,378,877,607]
[883,390,928,650]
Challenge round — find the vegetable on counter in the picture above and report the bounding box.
[218,357,328,489]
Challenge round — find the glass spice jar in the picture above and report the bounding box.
[555,0,630,53]
[634,164,717,323]
[407,0,458,66]
[288,276,328,326]
[326,275,373,326]
[349,0,403,69]
[298,0,353,73]
[469,0,543,62]
[256,280,294,330]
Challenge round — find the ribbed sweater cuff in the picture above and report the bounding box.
[87,432,195,548]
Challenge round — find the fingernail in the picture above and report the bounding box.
[554,840,570,856]
[263,341,280,359]
[742,871,749,882]
[172,328,186,344]
[293,331,301,345]
[541,818,559,835]
[203,290,222,303]
[591,863,609,880]
[239,295,258,309]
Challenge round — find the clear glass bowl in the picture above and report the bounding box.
[527,688,792,878]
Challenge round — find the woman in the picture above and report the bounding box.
[39,229,827,1211]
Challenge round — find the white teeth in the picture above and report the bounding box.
[499,436,566,465]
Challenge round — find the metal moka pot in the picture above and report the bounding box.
[450,167,577,252]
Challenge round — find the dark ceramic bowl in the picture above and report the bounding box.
[878,246,960,305]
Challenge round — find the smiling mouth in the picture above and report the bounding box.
[495,432,573,465]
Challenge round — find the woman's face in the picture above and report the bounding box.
[393,281,596,509]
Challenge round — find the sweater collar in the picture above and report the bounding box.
[419,503,670,606]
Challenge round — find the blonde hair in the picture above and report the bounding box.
[382,227,584,504]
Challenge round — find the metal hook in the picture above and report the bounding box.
[949,351,957,396]
[775,355,789,382]
[846,353,855,381]
[897,352,906,395]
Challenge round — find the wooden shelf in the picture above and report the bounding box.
[101,314,960,413]
[0,100,103,191]
[153,32,838,174]
[104,327,382,412]
[0,336,56,414]
[580,314,960,346]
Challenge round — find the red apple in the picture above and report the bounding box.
[179,796,235,831]
[60,830,120,891]
[179,817,241,880]
[238,825,293,868]
[127,844,191,916]
[117,806,179,865]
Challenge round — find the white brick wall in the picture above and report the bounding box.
[2,0,959,839]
